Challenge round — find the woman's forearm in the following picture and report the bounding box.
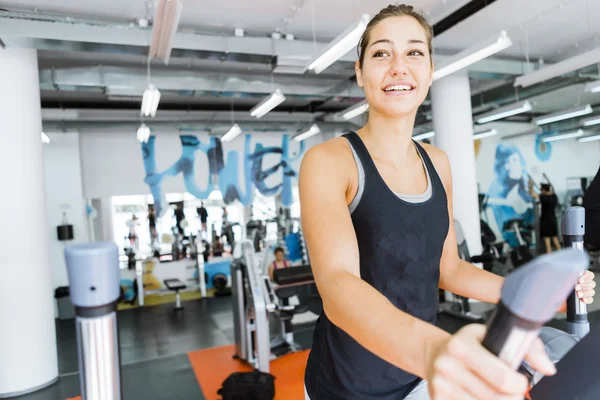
[440,260,504,304]
[323,271,450,379]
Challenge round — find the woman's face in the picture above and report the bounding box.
[356,16,433,118]
[275,251,284,262]
[506,153,523,180]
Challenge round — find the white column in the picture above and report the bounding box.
[431,71,482,257]
[0,48,59,397]
[99,197,115,243]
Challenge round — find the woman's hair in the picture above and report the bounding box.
[541,183,551,192]
[274,246,285,254]
[357,4,433,69]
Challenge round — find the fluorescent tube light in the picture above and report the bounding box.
[249,89,286,119]
[433,31,512,81]
[294,124,321,142]
[542,129,584,143]
[515,47,600,88]
[412,131,435,141]
[149,0,183,64]
[340,100,369,120]
[221,124,242,142]
[476,101,532,124]
[582,115,600,127]
[534,104,592,125]
[473,129,498,140]
[141,84,161,117]
[584,80,600,93]
[577,133,600,143]
[137,124,150,143]
[41,131,50,143]
[307,14,370,74]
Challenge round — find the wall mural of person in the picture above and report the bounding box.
[484,144,535,248]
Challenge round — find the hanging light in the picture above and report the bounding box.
[294,124,321,142]
[141,84,161,117]
[472,129,498,140]
[542,129,584,143]
[412,131,435,141]
[534,104,592,125]
[307,14,370,74]
[339,100,369,120]
[41,131,51,144]
[433,31,512,81]
[250,89,286,119]
[137,123,151,143]
[221,124,242,142]
[475,101,532,124]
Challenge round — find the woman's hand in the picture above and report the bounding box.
[558,270,596,312]
[575,270,596,305]
[426,324,556,400]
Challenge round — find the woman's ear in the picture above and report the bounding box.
[355,60,364,88]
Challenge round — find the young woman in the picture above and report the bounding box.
[268,246,292,281]
[299,5,595,400]
[529,182,561,253]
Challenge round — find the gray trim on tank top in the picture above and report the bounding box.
[347,138,432,214]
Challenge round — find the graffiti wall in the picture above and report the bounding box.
[142,134,305,216]
[79,131,316,204]
[475,123,600,246]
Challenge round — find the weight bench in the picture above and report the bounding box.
[164,278,186,310]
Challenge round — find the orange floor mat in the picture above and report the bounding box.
[188,344,309,400]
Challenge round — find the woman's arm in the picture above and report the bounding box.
[425,147,504,304]
[299,143,449,380]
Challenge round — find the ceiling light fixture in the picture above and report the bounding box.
[433,31,512,81]
[41,131,51,144]
[340,100,369,120]
[149,0,183,64]
[294,124,321,142]
[581,115,600,127]
[515,47,600,88]
[221,124,242,142]
[577,133,600,143]
[307,14,370,74]
[584,80,600,93]
[534,104,592,125]
[412,131,435,141]
[137,124,151,143]
[141,84,161,117]
[473,129,498,140]
[249,89,286,119]
[475,100,532,124]
[542,129,584,143]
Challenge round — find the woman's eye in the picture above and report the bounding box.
[408,50,424,56]
[373,50,389,58]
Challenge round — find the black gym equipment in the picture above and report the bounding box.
[437,220,486,324]
[503,219,535,268]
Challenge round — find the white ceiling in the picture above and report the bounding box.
[1,0,470,40]
[2,0,600,131]
[434,0,600,61]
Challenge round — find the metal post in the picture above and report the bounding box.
[65,243,122,400]
[561,206,590,339]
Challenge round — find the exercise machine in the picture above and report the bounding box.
[503,219,535,268]
[230,239,315,373]
[481,248,588,385]
[437,220,486,323]
[561,206,589,338]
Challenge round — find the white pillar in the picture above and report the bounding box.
[0,48,59,397]
[431,71,482,257]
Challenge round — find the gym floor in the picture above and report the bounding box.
[10,297,600,400]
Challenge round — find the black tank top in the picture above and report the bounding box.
[304,132,449,400]
[584,166,600,248]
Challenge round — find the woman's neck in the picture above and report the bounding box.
[357,110,419,167]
